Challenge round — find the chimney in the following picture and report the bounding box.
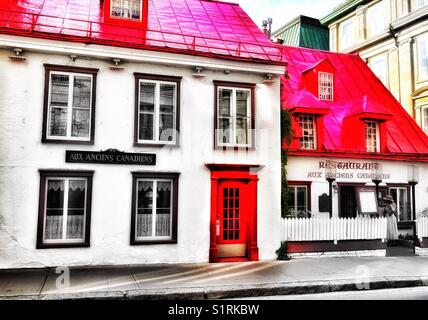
[262,18,273,39]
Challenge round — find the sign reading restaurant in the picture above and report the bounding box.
[306,160,391,180]
[66,149,156,165]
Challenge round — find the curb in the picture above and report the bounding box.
[1,276,428,300]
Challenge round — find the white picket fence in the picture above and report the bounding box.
[281,217,387,242]
[417,216,428,239]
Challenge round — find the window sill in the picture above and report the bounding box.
[215,145,255,151]
[36,242,90,249]
[42,138,94,145]
[134,142,179,148]
[131,240,177,245]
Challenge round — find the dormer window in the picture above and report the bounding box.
[111,0,142,21]
[299,115,317,150]
[365,120,380,152]
[318,72,333,101]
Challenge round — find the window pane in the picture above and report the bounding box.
[369,55,387,85]
[423,107,428,134]
[297,187,307,213]
[140,82,155,112]
[73,76,91,109]
[219,89,232,117]
[49,108,68,136]
[139,113,154,140]
[67,180,86,239]
[236,118,248,144]
[50,74,69,107]
[366,2,385,37]
[287,187,295,215]
[45,180,64,240]
[340,19,354,49]
[160,84,175,113]
[111,0,141,20]
[236,91,249,117]
[365,121,379,152]
[419,38,428,80]
[299,115,316,150]
[219,118,231,144]
[156,181,172,237]
[71,109,90,137]
[159,114,174,142]
[137,181,153,238]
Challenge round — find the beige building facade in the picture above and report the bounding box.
[321,0,428,134]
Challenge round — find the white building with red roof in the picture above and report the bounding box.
[281,46,428,255]
[0,0,286,268]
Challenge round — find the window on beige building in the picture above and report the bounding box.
[340,18,355,50]
[366,1,386,37]
[369,54,388,86]
[423,105,428,133]
[416,0,428,9]
[417,35,428,81]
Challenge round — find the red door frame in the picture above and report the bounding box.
[206,164,260,262]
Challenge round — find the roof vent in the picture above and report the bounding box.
[9,48,26,62]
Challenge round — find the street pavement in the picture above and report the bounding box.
[1,255,428,299]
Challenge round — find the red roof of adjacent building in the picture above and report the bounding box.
[281,46,428,162]
[0,0,286,65]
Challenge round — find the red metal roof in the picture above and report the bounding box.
[281,46,428,162]
[0,0,286,65]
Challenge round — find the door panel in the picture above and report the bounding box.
[217,181,248,258]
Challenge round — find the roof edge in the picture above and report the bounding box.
[320,0,370,26]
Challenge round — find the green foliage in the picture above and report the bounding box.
[281,109,293,218]
[275,241,290,261]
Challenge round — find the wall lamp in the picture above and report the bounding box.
[9,48,26,62]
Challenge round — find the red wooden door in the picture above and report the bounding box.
[217,180,248,258]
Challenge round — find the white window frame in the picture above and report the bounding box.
[135,178,173,241]
[288,185,308,214]
[138,79,177,145]
[369,54,388,86]
[318,72,334,101]
[417,35,428,82]
[110,0,143,21]
[299,115,317,150]
[365,120,381,152]
[366,1,386,37]
[216,86,252,148]
[46,71,93,142]
[340,18,355,50]
[43,177,87,244]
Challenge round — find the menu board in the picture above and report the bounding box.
[357,188,378,215]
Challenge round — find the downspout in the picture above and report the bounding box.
[389,23,402,104]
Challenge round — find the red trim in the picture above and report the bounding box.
[207,164,259,263]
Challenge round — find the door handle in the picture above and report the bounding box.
[216,219,220,237]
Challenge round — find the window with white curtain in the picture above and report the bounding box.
[423,106,428,134]
[365,120,380,152]
[137,79,178,145]
[369,54,388,86]
[37,171,93,248]
[389,187,411,221]
[340,18,355,50]
[216,85,253,148]
[131,173,179,244]
[366,1,386,37]
[418,35,428,81]
[111,0,142,21]
[46,71,93,141]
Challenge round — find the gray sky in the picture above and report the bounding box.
[236,0,345,32]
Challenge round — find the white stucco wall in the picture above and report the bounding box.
[287,156,428,219]
[0,45,282,268]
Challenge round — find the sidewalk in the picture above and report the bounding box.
[1,256,428,300]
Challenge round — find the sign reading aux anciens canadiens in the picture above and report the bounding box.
[66,149,156,165]
[307,160,391,180]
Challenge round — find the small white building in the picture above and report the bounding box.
[0,0,286,268]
